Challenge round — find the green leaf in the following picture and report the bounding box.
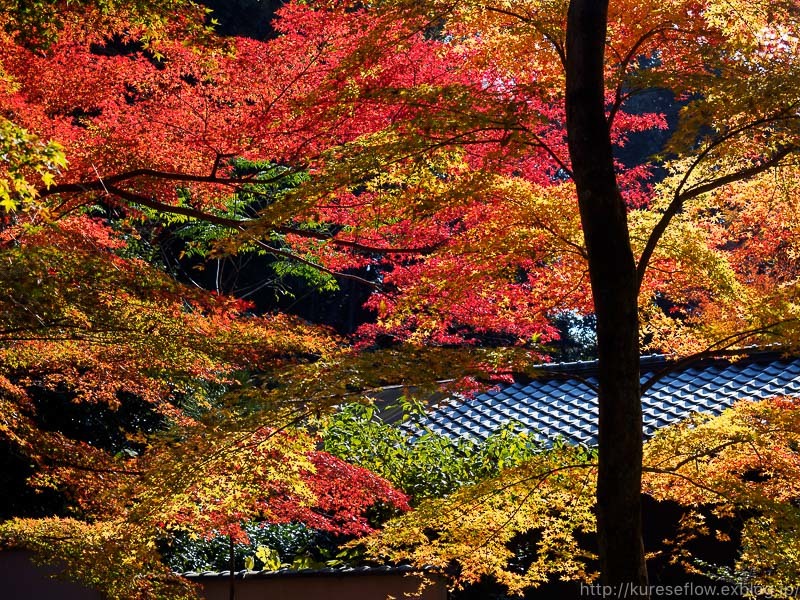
[255,546,282,571]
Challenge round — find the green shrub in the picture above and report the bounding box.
[321,403,548,505]
[162,522,324,572]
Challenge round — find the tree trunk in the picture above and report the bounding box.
[565,0,649,594]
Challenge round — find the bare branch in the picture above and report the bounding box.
[105,184,245,229]
[42,167,296,197]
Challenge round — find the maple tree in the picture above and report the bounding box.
[275,2,800,593]
[359,395,800,597]
[1,430,409,599]
[361,441,598,594]
[0,203,420,595]
[0,0,798,597]
[0,4,417,597]
[642,397,800,593]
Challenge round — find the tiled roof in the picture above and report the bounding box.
[183,564,422,579]
[407,352,800,445]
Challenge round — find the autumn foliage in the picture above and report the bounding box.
[0,0,799,597]
[643,397,800,590]
[2,0,798,350]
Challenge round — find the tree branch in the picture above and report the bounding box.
[72,182,442,255]
[476,4,566,67]
[640,319,799,393]
[636,143,797,289]
[642,466,733,502]
[606,26,672,128]
[42,167,296,196]
[252,239,382,290]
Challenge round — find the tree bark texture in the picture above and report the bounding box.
[565,0,649,594]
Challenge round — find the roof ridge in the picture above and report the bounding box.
[530,345,791,378]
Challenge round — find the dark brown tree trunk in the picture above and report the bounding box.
[565,0,649,595]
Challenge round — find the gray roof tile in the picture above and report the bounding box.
[406,352,800,445]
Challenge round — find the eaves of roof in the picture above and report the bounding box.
[182,564,426,580]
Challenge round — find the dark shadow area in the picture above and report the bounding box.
[199,0,285,40]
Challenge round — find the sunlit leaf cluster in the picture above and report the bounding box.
[644,397,800,593]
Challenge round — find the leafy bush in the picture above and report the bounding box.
[321,403,549,505]
[162,522,326,572]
